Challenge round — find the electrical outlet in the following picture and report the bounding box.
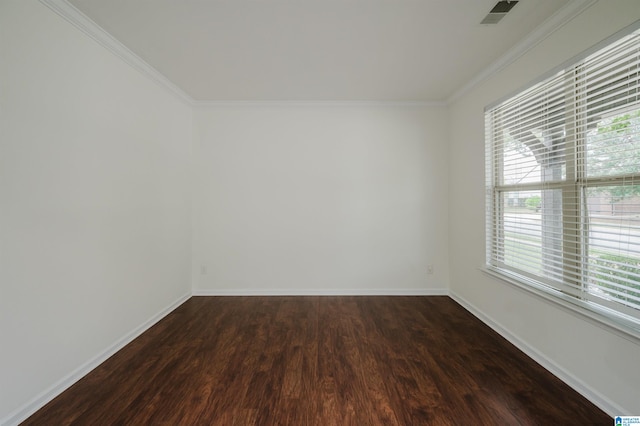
[427,265,434,275]
[200,265,207,275]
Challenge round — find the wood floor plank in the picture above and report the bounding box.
[22,296,611,425]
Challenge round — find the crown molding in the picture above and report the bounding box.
[446,0,598,105]
[192,100,447,108]
[37,0,445,108]
[39,0,194,106]
[39,0,597,108]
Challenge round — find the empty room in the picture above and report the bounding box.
[1,0,639,424]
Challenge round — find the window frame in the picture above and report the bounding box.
[484,21,640,340]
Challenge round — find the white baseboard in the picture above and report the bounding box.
[448,291,624,417]
[14,289,615,424]
[192,288,449,296]
[1,292,191,426]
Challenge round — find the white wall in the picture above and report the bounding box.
[0,1,193,422]
[448,0,640,415]
[193,104,449,295]
[4,0,638,421]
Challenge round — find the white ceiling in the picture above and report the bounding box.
[66,0,571,102]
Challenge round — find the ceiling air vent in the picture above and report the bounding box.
[481,0,518,25]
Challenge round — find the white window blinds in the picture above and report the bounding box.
[485,26,640,329]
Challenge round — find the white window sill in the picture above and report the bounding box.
[480,265,640,344]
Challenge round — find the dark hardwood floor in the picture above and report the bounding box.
[23,296,610,425]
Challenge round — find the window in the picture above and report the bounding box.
[485,25,640,334]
